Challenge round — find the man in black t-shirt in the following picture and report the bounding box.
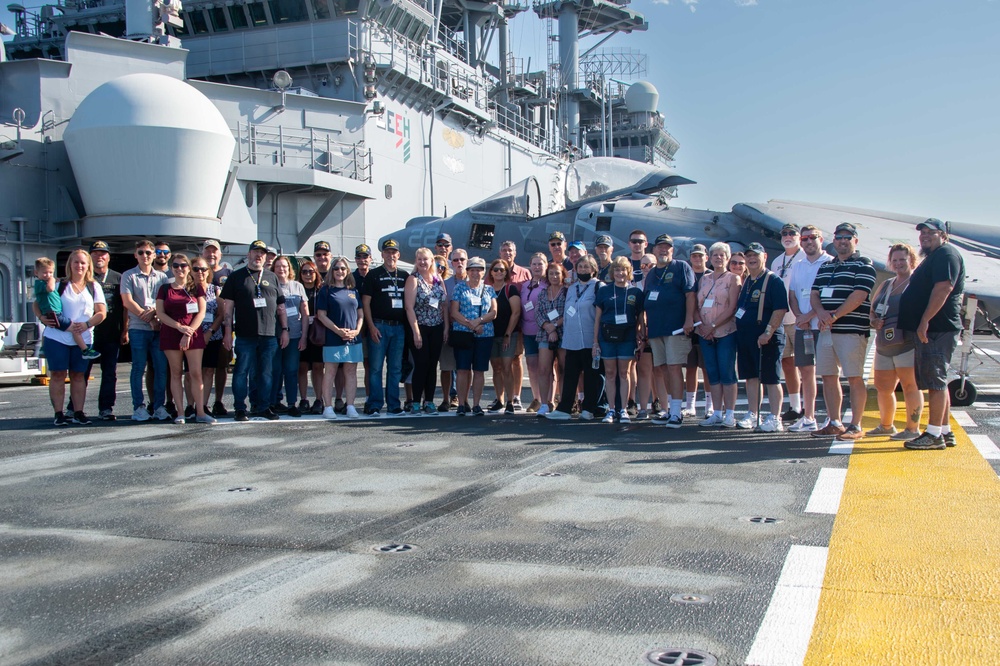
[361,239,410,415]
[898,218,966,450]
[220,240,289,421]
[203,239,232,415]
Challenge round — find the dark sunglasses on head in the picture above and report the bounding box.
[172,263,189,269]
[156,249,171,255]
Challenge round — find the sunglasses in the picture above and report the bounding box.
[191,266,209,273]
[800,235,819,241]
[436,264,446,270]
[549,242,562,247]
[436,241,451,246]
[834,235,854,241]
[780,230,799,237]
[629,239,645,244]
[156,249,171,255]
[137,250,154,256]
[730,261,746,265]
[451,258,466,263]
[491,267,506,272]
[333,266,348,272]
[172,263,189,269]
[300,269,315,274]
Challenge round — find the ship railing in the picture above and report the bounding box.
[235,122,372,183]
[491,104,547,148]
[437,24,468,62]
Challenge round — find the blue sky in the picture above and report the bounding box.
[3,0,997,224]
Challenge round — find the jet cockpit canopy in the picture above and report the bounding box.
[469,176,542,219]
[564,157,696,207]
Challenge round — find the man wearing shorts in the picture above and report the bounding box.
[643,234,695,428]
[770,223,806,422]
[810,222,876,440]
[786,226,831,432]
[898,218,966,450]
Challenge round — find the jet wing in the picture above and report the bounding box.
[732,199,1000,310]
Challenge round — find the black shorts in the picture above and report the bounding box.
[914,330,960,391]
[737,331,784,384]
[202,339,223,368]
[300,340,324,364]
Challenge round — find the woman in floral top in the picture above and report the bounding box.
[405,247,448,414]
[450,256,497,416]
[534,261,568,416]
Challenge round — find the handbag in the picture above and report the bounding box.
[449,328,474,349]
[308,317,326,346]
[601,322,631,343]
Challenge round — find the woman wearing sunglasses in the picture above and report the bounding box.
[271,256,309,416]
[190,256,224,419]
[155,254,214,424]
[297,260,325,414]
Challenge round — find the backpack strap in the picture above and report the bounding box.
[56,280,97,298]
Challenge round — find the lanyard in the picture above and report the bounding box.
[779,249,801,278]
[250,269,264,297]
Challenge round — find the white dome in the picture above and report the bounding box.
[624,80,659,114]
[64,73,234,220]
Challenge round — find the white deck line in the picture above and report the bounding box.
[744,545,829,666]
[804,468,848,514]
[968,434,1000,461]
[950,410,976,428]
[828,440,853,455]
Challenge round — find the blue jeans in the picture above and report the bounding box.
[701,332,738,386]
[365,322,404,411]
[271,338,301,406]
[233,335,278,413]
[129,329,166,410]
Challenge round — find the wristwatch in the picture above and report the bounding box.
[281,327,290,331]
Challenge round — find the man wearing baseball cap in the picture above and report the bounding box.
[361,238,410,415]
[548,231,573,273]
[810,222,877,440]
[770,224,807,423]
[314,240,333,281]
[201,239,233,416]
[898,218,966,450]
[219,240,290,421]
[594,235,614,283]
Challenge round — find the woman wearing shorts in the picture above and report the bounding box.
[156,253,214,424]
[594,257,644,423]
[193,257,223,417]
[298,260,325,414]
[869,243,922,440]
[317,256,363,419]
[405,247,447,414]
[534,261,567,416]
[486,258,521,414]
[38,249,107,426]
[519,253,548,412]
[450,256,497,416]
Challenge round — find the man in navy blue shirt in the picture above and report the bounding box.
[643,234,696,428]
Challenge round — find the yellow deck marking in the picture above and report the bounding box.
[804,407,1000,663]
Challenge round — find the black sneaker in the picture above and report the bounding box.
[273,401,288,414]
[781,408,804,423]
[287,406,302,417]
[664,414,683,429]
[166,401,178,419]
[943,431,956,448]
[505,402,514,414]
[298,399,310,411]
[100,409,117,421]
[904,432,946,450]
[184,405,196,419]
[456,405,467,416]
[258,407,280,421]
[438,400,450,413]
[365,407,381,417]
[311,399,324,415]
[472,405,485,417]
[626,400,638,418]
[234,409,249,422]
[71,411,91,425]
[487,399,503,413]
[212,401,229,417]
[54,412,69,427]
[389,407,404,416]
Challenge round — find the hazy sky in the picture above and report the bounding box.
[3,0,997,224]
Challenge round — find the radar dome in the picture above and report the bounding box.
[64,73,235,236]
[624,81,659,114]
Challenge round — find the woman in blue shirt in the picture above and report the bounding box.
[593,257,645,423]
[317,257,364,419]
[449,256,497,416]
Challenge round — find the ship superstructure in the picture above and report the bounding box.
[0,0,680,321]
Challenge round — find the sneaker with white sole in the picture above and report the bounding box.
[602,410,615,423]
[619,412,631,424]
[650,412,669,425]
[545,410,571,420]
[346,405,360,418]
[736,412,757,429]
[636,409,648,420]
[579,410,594,421]
[721,413,737,428]
[681,407,697,417]
[699,413,724,427]
[664,414,683,429]
[322,406,337,419]
[536,404,550,416]
[152,406,171,421]
[788,417,818,432]
[195,414,217,424]
[132,406,151,422]
[757,414,781,433]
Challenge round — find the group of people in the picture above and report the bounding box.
[37,218,967,449]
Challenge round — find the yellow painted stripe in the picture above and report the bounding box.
[805,407,1000,663]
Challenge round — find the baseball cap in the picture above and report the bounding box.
[467,256,486,269]
[780,223,800,233]
[314,240,331,253]
[595,235,613,247]
[265,246,278,256]
[203,239,221,251]
[548,231,566,242]
[917,218,946,232]
[89,240,110,253]
[436,233,453,244]
[654,234,674,247]
[690,243,707,256]
[355,243,372,256]
[567,240,586,252]
[381,239,400,252]
[249,240,267,252]
[744,242,766,255]
[834,222,858,237]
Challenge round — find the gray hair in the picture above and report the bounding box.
[709,242,732,261]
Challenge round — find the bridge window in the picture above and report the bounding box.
[188,9,209,34]
[229,6,249,28]
[247,2,269,26]
[310,0,331,19]
[269,0,308,23]
[209,7,229,31]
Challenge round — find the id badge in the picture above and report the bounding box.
[308,316,315,325]
[735,307,746,320]
[185,302,198,314]
[203,312,214,323]
[821,287,835,298]
[648,291,659,302]
[287,308,299,319]
[468,295,482,307]
[253,297,266,309]
[703,298,715,308]
[875,303,888,316]
[566,305,577,317]
[391,298,404,309]
[524,301,535,312]
[429,298,440,309]
[547,309,559,321]
[615,314,628,325]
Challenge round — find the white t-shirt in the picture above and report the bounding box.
[770,249,806,326]
[42,282,107,346]
[787,253,833,329]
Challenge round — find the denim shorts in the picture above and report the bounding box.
[701,332,738,386]
[324,342,363,364]
[455,336,492,372]
[43,336,88,373]
[914,330,959,391]
[599,338,636,360]
[522,334,540,356]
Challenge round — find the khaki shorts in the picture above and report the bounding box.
[650,335,692,367]
[816,331,869,378]
[874,348,915,372]
[781,324,796,358]
[439,341,456,372]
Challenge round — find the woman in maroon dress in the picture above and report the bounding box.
[156,253,214,424]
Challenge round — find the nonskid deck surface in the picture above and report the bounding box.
[1,337,999,665]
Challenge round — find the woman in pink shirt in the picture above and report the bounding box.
[695,242,742,428]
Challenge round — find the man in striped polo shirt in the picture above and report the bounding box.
[809,222,877,440]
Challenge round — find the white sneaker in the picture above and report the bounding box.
[619,412,631,424]
[132,406,151,422]
[536,404,550,416]
[152,406,171,421]
[602,411,615,423]
[545,410,571,420]
[788,417,818,432]
[650,411,669,425]
[736,412,757,429]
[699,413,724,427]
[195,414,217,424]
[579,410,594,421]
[758,414,779,433]
[345,405,360,419]
[681,407,697,417]
[322,406,337,419]
[722,413,737,428]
